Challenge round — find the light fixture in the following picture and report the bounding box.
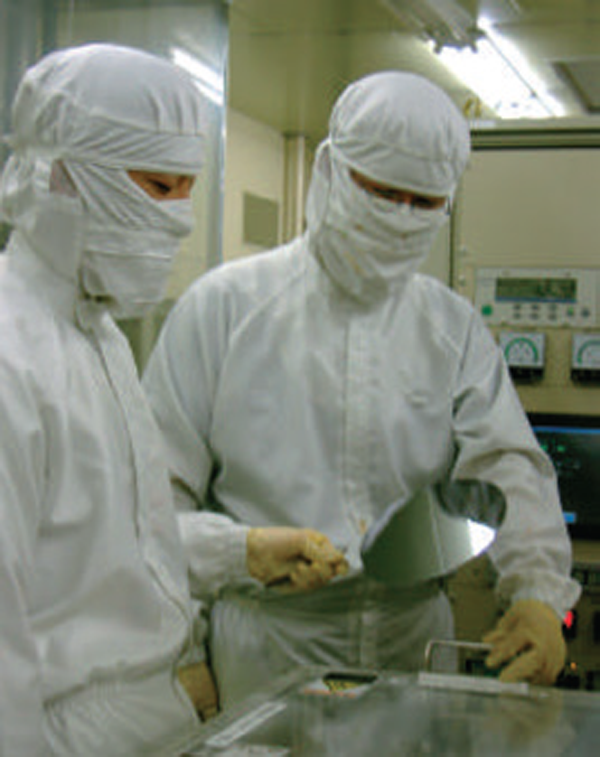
[382,0,482,51]
[381,2,564,119]
[436,18,565,119]
[170,47,224,107]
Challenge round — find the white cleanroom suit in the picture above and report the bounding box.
[143,72,580,706]
[0,44,207,756]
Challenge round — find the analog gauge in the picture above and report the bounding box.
[504,338,538,366]
[499,333,545,368]
[573,335,600,369]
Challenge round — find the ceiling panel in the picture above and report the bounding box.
[229,0,402,34]
[555,58,600,113]
[227,0,600,148]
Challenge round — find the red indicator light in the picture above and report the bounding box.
[562,609,578,640]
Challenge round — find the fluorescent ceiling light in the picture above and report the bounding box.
[436,18,564,119]
[382,1,563,118]
[382,0,481,51]
[171,47,224,106]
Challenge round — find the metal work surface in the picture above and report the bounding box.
[181,665,600,756]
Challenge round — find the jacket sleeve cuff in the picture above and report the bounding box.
[495,570,582,620]
[178,511,250,599]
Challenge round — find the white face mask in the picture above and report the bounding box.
[79,214,192,319]
[66,162,194,318]
[308,156,448,303]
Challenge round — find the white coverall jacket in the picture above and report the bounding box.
[0,237,201,756]
[143,233,580,706]
[0,41,208,756]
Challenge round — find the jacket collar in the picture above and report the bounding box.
[6,231,82,323]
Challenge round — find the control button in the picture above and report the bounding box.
[481,304,493,317]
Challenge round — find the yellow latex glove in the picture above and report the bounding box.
[483,599,566,685]
[247,527,348,592]
[177,661,219,721]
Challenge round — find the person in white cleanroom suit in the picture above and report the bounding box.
[143,71,581,707]
[0,43,210,757]
[0,43,345,757]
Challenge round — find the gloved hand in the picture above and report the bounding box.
[247,527,348,592]
[177,661,219,721]
[483,599,566,685]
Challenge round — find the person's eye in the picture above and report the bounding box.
[152,180,172,195]
[373,188,396,202]
[413,197,438,210]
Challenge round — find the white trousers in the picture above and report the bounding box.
[210,577,454,708]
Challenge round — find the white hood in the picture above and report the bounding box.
[306,71,470,303]
[327,70,469,197]
[0,43,207,309]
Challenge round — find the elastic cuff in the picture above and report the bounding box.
[228,524,251,580]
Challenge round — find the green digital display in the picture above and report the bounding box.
[496,277,577,303]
